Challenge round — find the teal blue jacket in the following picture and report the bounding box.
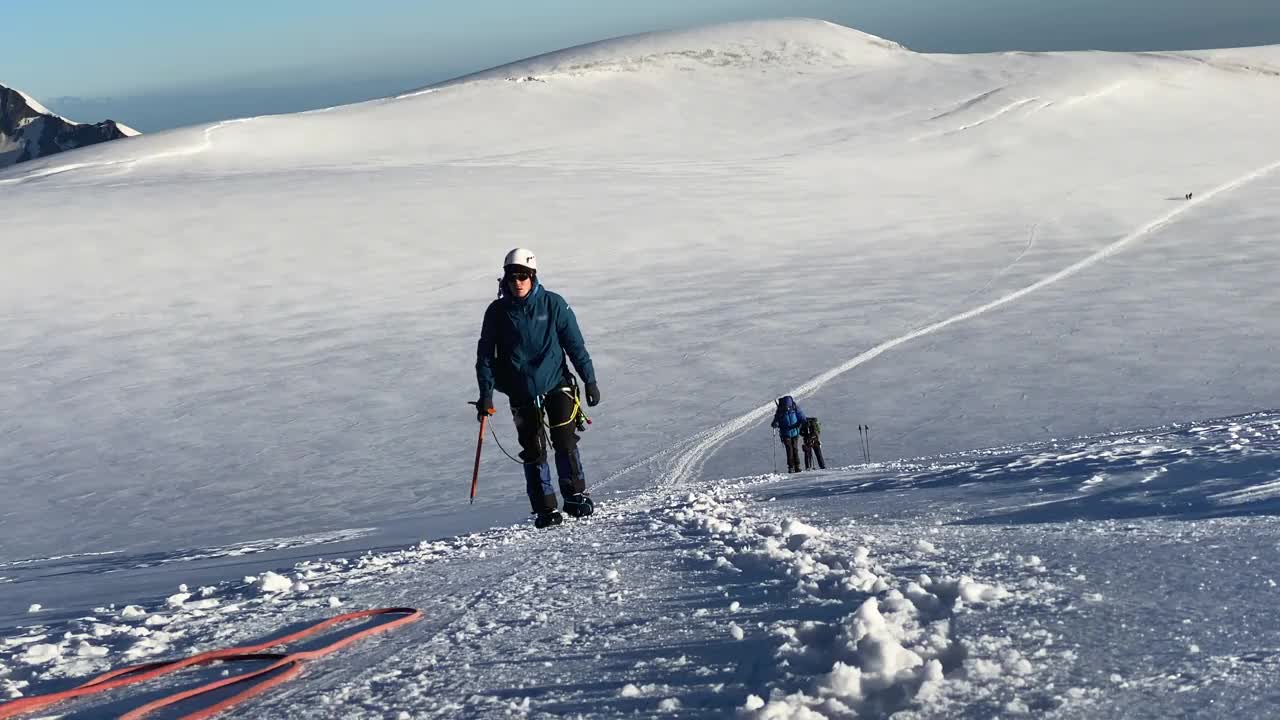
[476,280,596,406]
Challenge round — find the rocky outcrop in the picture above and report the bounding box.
[1,83,138,168]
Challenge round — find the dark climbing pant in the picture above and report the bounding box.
[803,439,826,470]
[781,436,801,473]
[512,385,586,512]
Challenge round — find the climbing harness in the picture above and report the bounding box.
[485,376,590,466]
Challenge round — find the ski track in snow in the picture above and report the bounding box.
[926,87,1006,121]
[1136,51,1280,79]
[0,118,253,185]
[1059,80,1130,107]
[659,157,1280,488]
[913,97,1042,141]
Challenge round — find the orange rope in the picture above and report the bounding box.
[0,607,421,720]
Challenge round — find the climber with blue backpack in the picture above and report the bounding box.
[770,395,808,473]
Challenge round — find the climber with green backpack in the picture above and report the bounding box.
[800,416,826,470]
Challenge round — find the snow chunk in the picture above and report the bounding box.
[781,519,823,549]
[26,604,42,613]
[820,661,864,700]
[1005,698,1030,714]
[852,546,871,566]
[3,677,29,699]
[658,697,682,711]
[125,632,173,660]
[120,605,147,620]
[19,643,61,665]
[740,692,828,719]
[621,683,642,697]
[958,577,1011,604]
[4,634,47,648]
[75,641,109,658]
[256,571,293,594]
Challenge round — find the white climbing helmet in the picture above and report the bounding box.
[503,247,537,273]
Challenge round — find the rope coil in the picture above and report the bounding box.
[0,607,421,720]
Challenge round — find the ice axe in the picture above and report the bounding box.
[467,401,496,504]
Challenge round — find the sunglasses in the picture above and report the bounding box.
[507,272,532,282]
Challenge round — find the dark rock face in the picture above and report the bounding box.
[1,84,137,168]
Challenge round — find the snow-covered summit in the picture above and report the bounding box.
[0,82,138,168]
[440,18,911,85]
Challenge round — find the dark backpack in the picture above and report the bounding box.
[803,417,821,437]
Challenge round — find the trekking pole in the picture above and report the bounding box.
[864,424,872,463]
[467,403,496,504]
[771,429,777,474]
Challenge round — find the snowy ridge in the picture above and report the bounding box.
[10,87,66,122]
[437,18,910,86]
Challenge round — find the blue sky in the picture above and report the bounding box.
[10,0,1280,131]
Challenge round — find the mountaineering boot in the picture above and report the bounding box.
[563,493,595,518]
[534,509,564,529]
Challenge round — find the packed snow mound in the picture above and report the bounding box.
[437,18,911,85]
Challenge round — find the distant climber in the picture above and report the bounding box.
[1185,192,1194,200]
[800,417,826,470]
[770,396,808,473]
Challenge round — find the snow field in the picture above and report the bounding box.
[6,19,1280,563]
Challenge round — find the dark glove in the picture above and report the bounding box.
[476,394,495,422]
[585,382,600,407]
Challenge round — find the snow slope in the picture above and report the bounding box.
[0,17,1279,717]
[3,412,1277,717]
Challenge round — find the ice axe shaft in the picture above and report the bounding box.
[468,402,496,504]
